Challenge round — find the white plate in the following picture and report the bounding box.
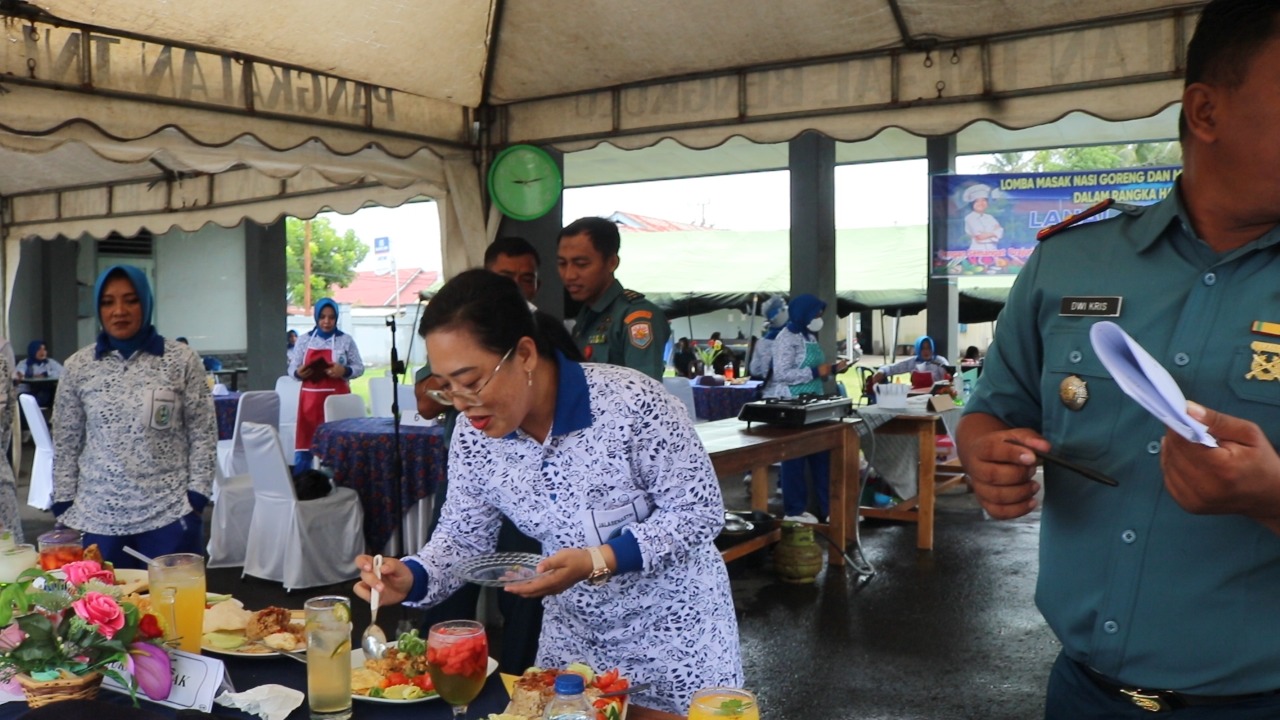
[200,601,306,658]
[113,568,148,595]
[351,642,498,704]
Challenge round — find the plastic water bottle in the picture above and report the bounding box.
[543,674,594,720]
[962,377,974,402]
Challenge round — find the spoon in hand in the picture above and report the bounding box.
[361,554,388,659]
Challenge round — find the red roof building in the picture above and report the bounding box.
[329,269,440,308]
[607,211,708,232]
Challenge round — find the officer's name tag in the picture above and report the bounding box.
[581,499,652,546]
[147,388,179,430]
[1060,296,1122,317]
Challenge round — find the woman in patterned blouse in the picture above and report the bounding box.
[354,270,743,714]
[51,265,216,569]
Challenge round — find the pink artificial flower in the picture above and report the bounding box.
[0,623,25,652]
[71,592,125,639]
[62,560,115,586]
[125,642,172,701]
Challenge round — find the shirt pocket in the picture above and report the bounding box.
[142,387,181,432]
[578,496,653,546]
[1042,329,1122,461]
[1226,345,1280,434]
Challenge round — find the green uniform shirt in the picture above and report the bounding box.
[571,279,669,381]
[966,186,1280,694]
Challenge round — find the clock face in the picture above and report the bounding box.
[487,145,563,221]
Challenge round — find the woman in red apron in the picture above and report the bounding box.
[287,298,364,471]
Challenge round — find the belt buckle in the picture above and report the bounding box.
[1120,688,1173,712]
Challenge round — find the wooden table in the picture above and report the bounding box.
[696,417,861,566]
[857,412,962,551]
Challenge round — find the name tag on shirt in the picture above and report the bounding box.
[581,499,652,546]
[1060,296,1122,317]
[147,388,179,431]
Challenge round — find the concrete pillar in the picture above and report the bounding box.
[926,135,959,361]
[244,221,288,391]
[788,132,838,373]
[496,148,566,320]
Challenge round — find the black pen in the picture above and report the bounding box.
[1003,438,1119,487]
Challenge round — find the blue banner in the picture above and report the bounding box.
[930,167,1179,277]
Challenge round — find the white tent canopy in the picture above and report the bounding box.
[2,0,1201,332]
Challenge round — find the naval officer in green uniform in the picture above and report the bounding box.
[558,217,669,380]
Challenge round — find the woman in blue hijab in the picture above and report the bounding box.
[871,334,951,390]
[50,265,217,569]
[287,297,364,471]
[14,339,64,407]
[764,294,849,523]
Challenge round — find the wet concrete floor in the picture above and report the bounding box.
[15,445,1056,719]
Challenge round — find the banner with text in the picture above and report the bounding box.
[931,167,1179,278]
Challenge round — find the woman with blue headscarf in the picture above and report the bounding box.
[51,265,217,569]
[765,294,849,522]
[871,335,951,390]
[287,298,364,470]
[14,340,64,407]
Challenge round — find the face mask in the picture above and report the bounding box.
[807,318,824,333]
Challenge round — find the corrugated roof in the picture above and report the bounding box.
[330,269,440,308]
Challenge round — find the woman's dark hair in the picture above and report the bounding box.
[419,269,582,362]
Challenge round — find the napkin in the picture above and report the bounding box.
[211,383,230,396]
[214,685,304,720]
[1089,321,1217,447]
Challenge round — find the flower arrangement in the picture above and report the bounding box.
[0,561,172,705]
[694,340,723,370]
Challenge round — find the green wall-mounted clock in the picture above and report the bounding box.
[487,144,563,221]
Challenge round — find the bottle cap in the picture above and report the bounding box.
[554,673,585,694]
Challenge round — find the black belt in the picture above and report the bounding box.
[1077,662,1280,713]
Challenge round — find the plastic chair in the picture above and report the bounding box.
[18,394,52,510]
[274,375,301,448]
[239,422,365,590]
[661,377,699,423]
[324,394,366,423]
[854,366,876,406]
[368,376,393,418]
[217,391,280,478]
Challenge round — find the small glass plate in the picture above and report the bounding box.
[451,552,547,587]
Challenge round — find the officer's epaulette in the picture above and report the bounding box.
[622,288,647,301]
[1036,199,1144,242]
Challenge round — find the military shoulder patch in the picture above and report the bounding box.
[628,321,653,349]
[624,309,653,324]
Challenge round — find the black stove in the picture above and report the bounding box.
[737,394,853,427]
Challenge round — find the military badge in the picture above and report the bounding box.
[629,321,653,349]
[1246,340,1280,381]
[1059,375,1088,410]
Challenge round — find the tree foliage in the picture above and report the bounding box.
[982,142,1182,173]
[285,217,369,305]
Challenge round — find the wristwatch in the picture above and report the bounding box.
[585,546,612,586]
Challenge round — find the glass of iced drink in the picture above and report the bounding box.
[426,620,488,718]
[688,687,760,720]
[305,596,352,719]
[147,553,206,654]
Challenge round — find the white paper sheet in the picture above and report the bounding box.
[1089,321,1217,447]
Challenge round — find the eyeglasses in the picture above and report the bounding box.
[423,348,513,407]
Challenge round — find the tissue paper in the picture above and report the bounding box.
[214,685,305,720]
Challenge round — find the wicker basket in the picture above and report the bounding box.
[17,670,104,708]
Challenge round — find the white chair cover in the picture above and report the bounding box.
[368,376,393,418]
[274,375,302,449]
[206,464,255,568]
[217,391,280,478]
[240,422,365,590]
[18,395,53,510]
[661,377,699,423]
[324,394,366,422]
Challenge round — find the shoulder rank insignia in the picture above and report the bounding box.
[1036,199,1143,242]
[622,288,647,301]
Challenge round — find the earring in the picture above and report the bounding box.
[527,370,534,386]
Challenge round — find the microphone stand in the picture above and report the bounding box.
[385,315,406,489]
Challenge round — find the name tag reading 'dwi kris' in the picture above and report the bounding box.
[1060,296,1122,317]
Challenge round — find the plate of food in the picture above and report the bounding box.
[200,599,307,657]
[451,552,548,587]
[503,664,630,720]
[351,632,499,704]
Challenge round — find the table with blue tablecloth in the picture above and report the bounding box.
[213,391,242,441]
[311,417,446,554]
[690,379,762,421]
